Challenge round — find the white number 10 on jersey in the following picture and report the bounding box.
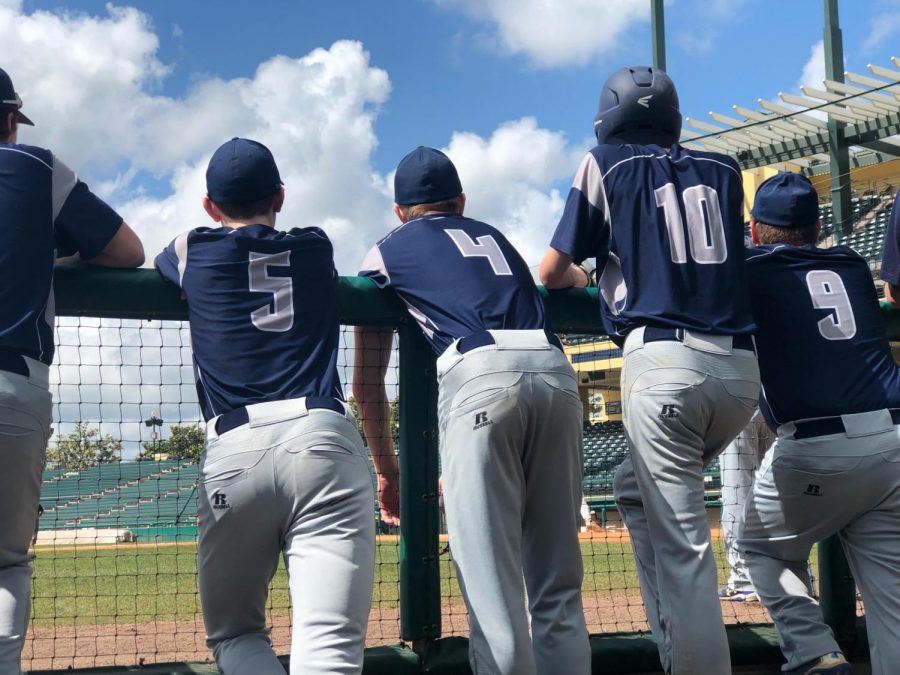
[655,183,728,264]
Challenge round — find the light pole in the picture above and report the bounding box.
[144,411,163,459]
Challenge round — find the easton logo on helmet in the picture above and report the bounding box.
[637,95,652,108]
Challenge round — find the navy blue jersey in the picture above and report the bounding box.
[359,213,548,354]
[550,144,754,343]
[879,191,900,287]
[0,143,123,364]
[746,243,900,427]
[156,224,343,421]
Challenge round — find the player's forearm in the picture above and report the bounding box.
[885,282,900,307]
[358,395,399,478]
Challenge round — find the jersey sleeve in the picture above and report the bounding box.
[358,244,391,288]
[549,151,608,262]
[155,231,191,289]
[880,192,900,286]
[51,155,124,259]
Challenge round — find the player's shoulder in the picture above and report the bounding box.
[280,225,331,241]
[0,142,53,169]
[745,242,866,266]
[669,144,741,175]
[590,143,662,170]
[378,213,485,246]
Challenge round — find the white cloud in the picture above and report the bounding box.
[798,40,826,91]
[8,3,590,453]
[2,3,396,271]
[5,2,585,274]
[442,118,587,267]
[674,30,715,56]
[863,2,900,51]
[436,0,649,68]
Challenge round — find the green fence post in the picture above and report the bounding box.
[397,322,441,649]
[818,535,858,654]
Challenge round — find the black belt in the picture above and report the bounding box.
[793,409,900,440]
[215,396,345,436]
[642,326,755,352]
[457,329,563,354]
[0,352,29,378]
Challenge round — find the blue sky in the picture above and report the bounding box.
[7,0,900,272]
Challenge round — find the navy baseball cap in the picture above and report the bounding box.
[0,68,34,126]
[206,138,283,204]
[394,146,463,206]
[751,172,819,228]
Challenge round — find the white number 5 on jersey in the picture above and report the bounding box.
[249,251,294,332]
[806,270,856,340]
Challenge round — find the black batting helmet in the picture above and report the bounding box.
[593,66,681,147]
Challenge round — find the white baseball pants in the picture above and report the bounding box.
[0,359,50,675]
[198,398,375,675]
[739,410,900,675]
[436,330,590,675]
[613,327,760,675]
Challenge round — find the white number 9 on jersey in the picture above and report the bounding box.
[806,269,856,340]
[249,251,294,332]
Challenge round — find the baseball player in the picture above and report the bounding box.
[718,410,774,602]
[540,66,760,674]
[155,138,374,675]
[354,147,590,675]
[0,67,143,673]
[739,172,900,675]
[878,189,900,306]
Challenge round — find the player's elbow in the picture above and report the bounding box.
[885,283,900,307]
[351,380,367,407]
[91,222,145,268]
[539,251,571,289]
[122,246,146,268]
[116,223,145,267]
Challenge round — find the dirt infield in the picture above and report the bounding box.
[22,525,773,671]
[22,594,771,671]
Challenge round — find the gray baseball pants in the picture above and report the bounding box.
[739,409,900,674]
[613,327,760,675]
[199,398,375,675]
[436,330,590,675]
[0,358,50,675]
[720,409,773,594]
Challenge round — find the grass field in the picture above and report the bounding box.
[23,534,791,670]
[28,537,701,628]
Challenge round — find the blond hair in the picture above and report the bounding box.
[399,197,463,220]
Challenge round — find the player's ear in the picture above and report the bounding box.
[2,111,15,140]
[273,186,285,214]
[202,196,223,223]
[814,219,821,239]
[749,219,760,245]
[393,204,407,224]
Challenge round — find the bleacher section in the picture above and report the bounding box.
[819,192,894,266]
[582,422,625,496]
[39,460,198,531]
[581,422,722,499]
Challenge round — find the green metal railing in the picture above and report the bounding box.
[52,266,879,668]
